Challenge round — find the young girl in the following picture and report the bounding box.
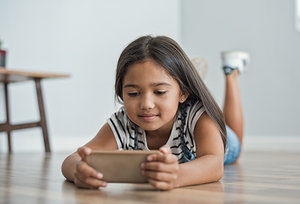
[62,35,249,190]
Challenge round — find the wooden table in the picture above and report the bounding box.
[0,151,299,204]
[0,67,69,153]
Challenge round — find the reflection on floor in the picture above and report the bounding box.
[0,151,299,204]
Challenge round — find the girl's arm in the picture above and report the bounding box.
[142,112,224,190]
[176,112,225,187]
[61,123,118,188]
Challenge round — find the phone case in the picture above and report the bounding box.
[84,150,160,183]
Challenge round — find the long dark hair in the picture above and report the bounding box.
[115,35,226,150]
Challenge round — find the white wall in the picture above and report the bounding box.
[1,0,299,153]
[0,0,181,152]
[181,0,300,138]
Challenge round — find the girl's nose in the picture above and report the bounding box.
[140,94,155,110]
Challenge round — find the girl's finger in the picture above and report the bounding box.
[74,177,93,189]
[74,174,106,189]
[76,161,103,179]
[159,145,171,154]
[77,146,92,159]
[143,170,177,182]
[142,161,179,173]
[147,145,172,162]
[147,153,178,164]
[148,178,172,190]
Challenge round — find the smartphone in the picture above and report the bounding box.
[84,150,160,183]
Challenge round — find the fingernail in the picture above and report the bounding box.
[162,147,168,153]
[102,182,107,187]
[97,172,103,179]
[141,163,144,169]
[147,156,152,161]
[85,148,91,154]
[141,170,145,175]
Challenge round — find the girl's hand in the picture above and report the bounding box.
[141,145,179,190]
[73,146,107,189]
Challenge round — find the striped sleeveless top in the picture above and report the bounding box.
[107,100,205,163]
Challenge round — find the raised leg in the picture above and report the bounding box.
[223,70,244,145]
[35,79,51,152]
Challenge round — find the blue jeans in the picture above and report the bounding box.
[183,125,241,164]
[224,125,241,165]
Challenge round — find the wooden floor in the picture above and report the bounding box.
[0,151,299,204]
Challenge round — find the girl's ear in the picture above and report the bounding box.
[179,92,189,103]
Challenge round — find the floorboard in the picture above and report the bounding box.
[0,151,299,204]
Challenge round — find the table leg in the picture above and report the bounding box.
[4,83,12,153]
[35,79,51,152]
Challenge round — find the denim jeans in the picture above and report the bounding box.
[224,125,241,165]
[183,125,241,164]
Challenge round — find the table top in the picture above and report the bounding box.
[0,151,299,204]
[0,67,70,83]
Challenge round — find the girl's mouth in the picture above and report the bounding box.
[139,114,158,121]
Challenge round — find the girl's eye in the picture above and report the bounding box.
[127,92,140,96]
[154,90,166,95]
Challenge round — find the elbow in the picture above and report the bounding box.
[211,156,224,182]
[61,157,70,180]
[214,159,224,182]
[61,153,78,181]
[215,166,224,182]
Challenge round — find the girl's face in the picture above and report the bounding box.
[122,59,188,135]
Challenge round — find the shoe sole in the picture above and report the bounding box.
[221,51,250,61]
[190,56,208,80]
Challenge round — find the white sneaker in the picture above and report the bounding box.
[190,56,208,80]
[221,51,250,75]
